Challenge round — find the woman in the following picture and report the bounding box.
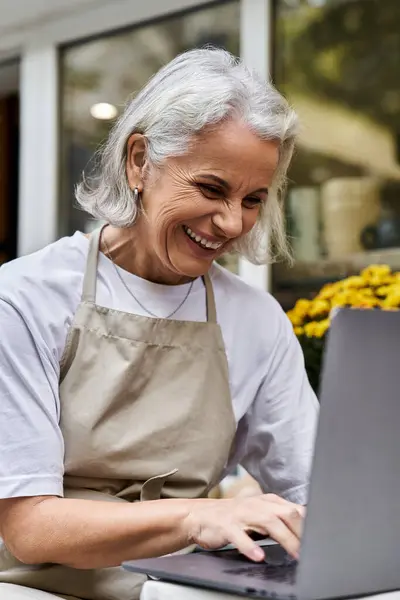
[0,48,318,600]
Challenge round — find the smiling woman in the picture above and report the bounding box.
[94,120,280,284]
[0,48,318,600]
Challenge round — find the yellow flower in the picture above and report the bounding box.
[375,286,391,297]
[304,319,330,338]
[389,284,400,296]
[287,309,303,327]
[318,282,340,300]
[343,289,379,307]
[304,322,318,337]
[355,288,374,299]
[331,296,348,308]
[286,266,400,338]
[370,275,393,287]
[382,293,400,309]
[341,276,365,289]
[315,319,330,338]
[362,288,374,296]
[361,264,393,287]
[308,299,330,319]
[330,290,354,308]
[293,299,311,319]
[362,264,391,278]
[356,297,380,308]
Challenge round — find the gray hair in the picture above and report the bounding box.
[76,47,298,264]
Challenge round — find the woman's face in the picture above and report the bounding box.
[126,120,279,280]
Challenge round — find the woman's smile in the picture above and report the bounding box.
[182,225,224,251]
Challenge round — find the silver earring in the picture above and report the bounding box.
[133,187,139,203]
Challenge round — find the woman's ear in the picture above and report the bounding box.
[126,133,147,192]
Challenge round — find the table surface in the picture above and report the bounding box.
[141,581,400,600]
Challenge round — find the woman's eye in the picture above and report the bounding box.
[243,197,262,209]
[198,184,222,198]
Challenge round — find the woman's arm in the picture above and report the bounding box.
[0,492,304,568]
[0,495,190,568]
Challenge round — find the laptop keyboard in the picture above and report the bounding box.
[223,560,297,585]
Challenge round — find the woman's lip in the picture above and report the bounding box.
[184,225,225,244]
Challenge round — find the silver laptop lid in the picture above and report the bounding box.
[298,308,400,600]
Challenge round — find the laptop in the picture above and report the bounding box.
[124,308,400,599]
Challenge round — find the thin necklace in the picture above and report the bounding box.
[102,235,195,319]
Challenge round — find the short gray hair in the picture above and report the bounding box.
[76,47,298,264]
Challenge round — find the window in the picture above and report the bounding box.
[273,0,400,309]
[60,1,240,272]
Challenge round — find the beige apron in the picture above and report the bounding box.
[0,226,236,600]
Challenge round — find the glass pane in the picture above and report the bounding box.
[273,0,400,309]
[60,1,240,273]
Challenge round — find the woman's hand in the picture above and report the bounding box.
[184,494,305,561]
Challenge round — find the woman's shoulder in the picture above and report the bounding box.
[0,232,89,359]
[0,232,87,295]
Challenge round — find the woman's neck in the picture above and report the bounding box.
[100,225,192,286]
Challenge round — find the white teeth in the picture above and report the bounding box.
[184,226,222,250]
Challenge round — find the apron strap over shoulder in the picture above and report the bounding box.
[203,272,217,324]
[81,226,106,303]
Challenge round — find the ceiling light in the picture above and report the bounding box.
[90,102,118,120]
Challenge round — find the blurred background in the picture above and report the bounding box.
[0,0,399,309]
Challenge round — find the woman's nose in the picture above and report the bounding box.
[212,204,244,239]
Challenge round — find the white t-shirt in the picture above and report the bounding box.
[0,232,318,504]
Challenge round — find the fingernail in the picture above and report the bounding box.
[251,547,265,562]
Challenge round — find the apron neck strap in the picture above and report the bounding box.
[203,272,217,324]
[81,225,105,303]
[82,226,217,323]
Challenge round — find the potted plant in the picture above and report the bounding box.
[287,265,400,395]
